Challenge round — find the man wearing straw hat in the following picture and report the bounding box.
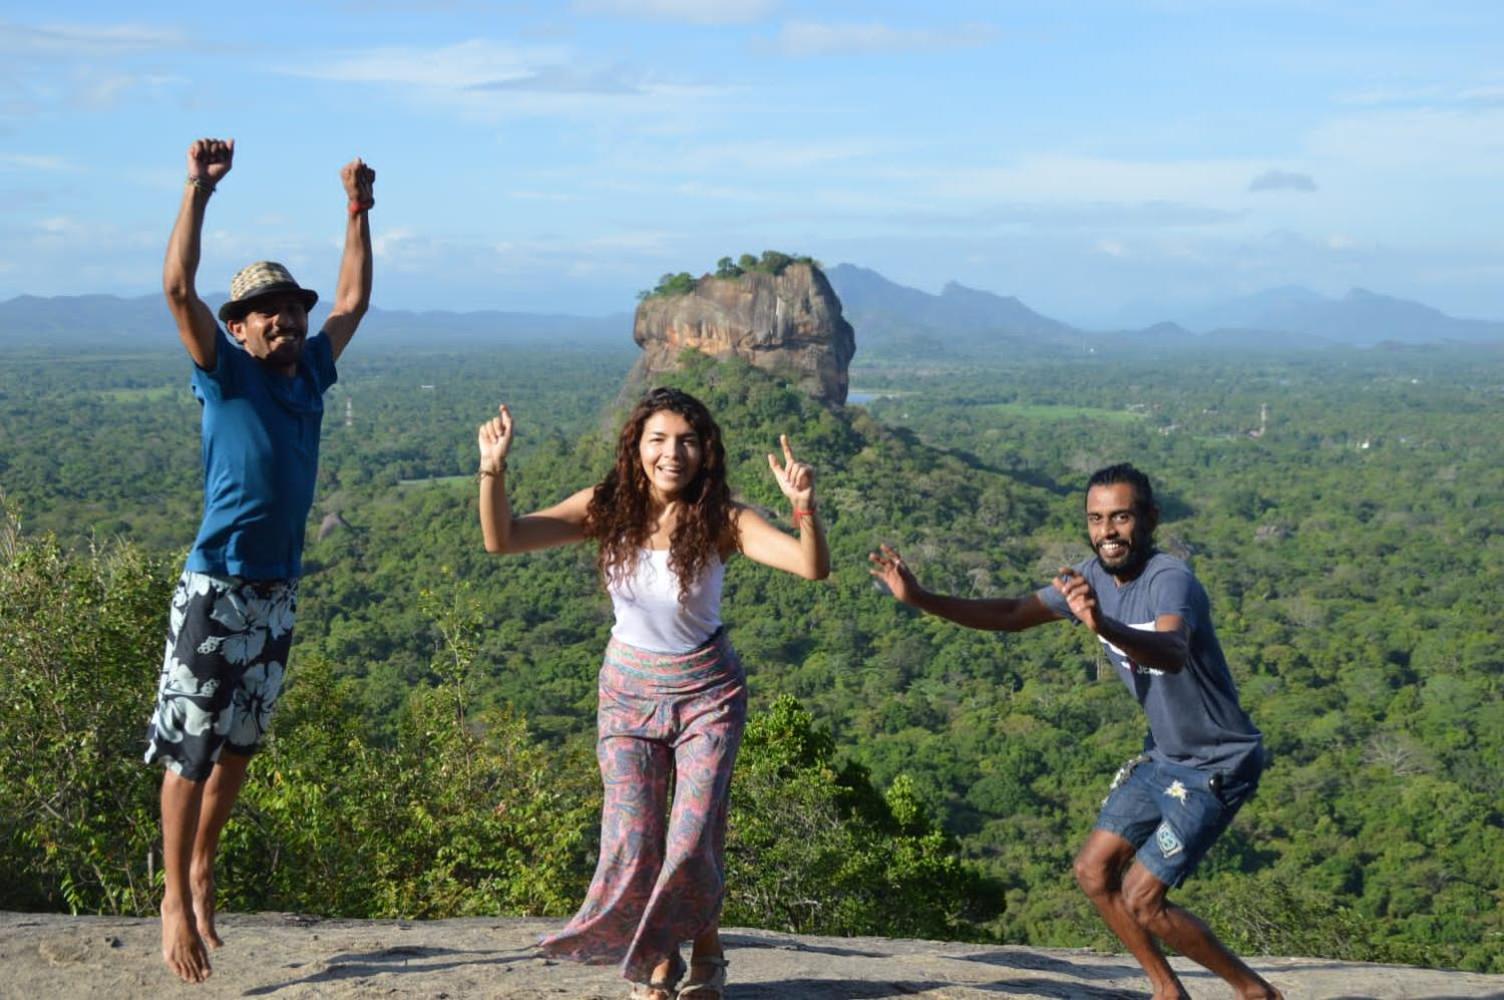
[149,137,374,984]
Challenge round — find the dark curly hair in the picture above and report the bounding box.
[585,387,737,601]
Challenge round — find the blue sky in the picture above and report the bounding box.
[3,1,1502,326]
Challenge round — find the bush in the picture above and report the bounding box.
[0,500,170,913]
[725,695,1002,939]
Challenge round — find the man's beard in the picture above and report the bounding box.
[1096,531,1152,579]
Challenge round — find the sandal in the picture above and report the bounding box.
[677,955,728,1000]
[630,952,686,1000]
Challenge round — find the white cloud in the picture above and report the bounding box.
[572,0,777,26]
[1308,106,1504,175]
[887,201,1241,231]
[903,154,1257,206]
[0,153,76,172]
[582,230,678,253]
[1336,82,1504,109]
[0,20,193,118]
[775,20,996,57]
[287,39,726,119]
[679,138,884,171]
[37,216,80,235]
[1248,169,1317,193]
[0,20,189,55]
[293,39,564,90]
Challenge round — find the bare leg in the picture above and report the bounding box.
[644,953,681,999]
[1074,830,1187,1000]
[160,770,211,983]
[190,751,251,949]
[683,922,725,993]
[1122,865,1283,1000]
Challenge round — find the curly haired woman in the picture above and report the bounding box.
[477,387,829,999]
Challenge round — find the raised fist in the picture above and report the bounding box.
[342,158,376,209]
[187,138,234,186]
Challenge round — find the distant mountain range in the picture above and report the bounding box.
[3,270,1501,356]
[0,293,629,352]
[822,264,1081,357]
[1175,285,1504,345]
[824,265,1504,354]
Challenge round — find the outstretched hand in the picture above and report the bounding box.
[187,138,234,187]
[342,158,376,208]
[767,434,815,509]
[1052,567,1102,632]
[477,404,513,473]
[868,543,921,604]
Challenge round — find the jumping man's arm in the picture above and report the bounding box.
[1052,568,1189,671]
[869,544,1059,632]
[164,138,234,369]
[322,159,376,360]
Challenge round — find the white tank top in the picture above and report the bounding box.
[607,548,724,654]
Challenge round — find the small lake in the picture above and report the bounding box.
[847,389,910,405]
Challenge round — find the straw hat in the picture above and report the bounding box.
[218,261,319,322]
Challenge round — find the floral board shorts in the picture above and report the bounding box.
[1095,751,1263,888]
[144,571,297,781]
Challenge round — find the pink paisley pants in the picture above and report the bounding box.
[539,631,747,982]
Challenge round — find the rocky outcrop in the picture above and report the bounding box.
[631,263,856,405]
[5,912,1501,999]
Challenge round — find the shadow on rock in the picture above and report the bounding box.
[728,980,951,999]
[723,933,887,960]
[949,949,1139,981]
[243,944,536,995]
[973,979,1146,999]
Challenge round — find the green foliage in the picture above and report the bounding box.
[5,340,1504,970]
[0,498,168,914]
[725,695,1002,939]
[220,580,601,918]
[638,252,818,299]
[0,497,995,935]
[640,271,698,301]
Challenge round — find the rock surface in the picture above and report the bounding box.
[3,912,1501,999]
[631,264,856,405]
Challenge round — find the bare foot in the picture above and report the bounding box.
[161,899,211,983]
[1235,986,1284,1000]
[191,869,222,949]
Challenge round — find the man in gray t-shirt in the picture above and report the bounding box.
[871,464,1282,1000]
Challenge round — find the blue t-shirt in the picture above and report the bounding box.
[1037,552,1262,774]
[184,328,337,580]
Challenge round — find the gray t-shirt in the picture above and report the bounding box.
[1037,552,1262,773]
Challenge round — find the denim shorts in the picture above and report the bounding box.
[144,571,297,781]
[1095,752,1262,888]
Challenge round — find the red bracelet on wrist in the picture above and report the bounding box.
[792,506,818,528]
[348,199,374,216]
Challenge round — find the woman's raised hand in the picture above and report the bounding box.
[477,404,513,474]
[767,434,815,510]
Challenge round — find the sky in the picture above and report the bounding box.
[2,1,1503,327]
